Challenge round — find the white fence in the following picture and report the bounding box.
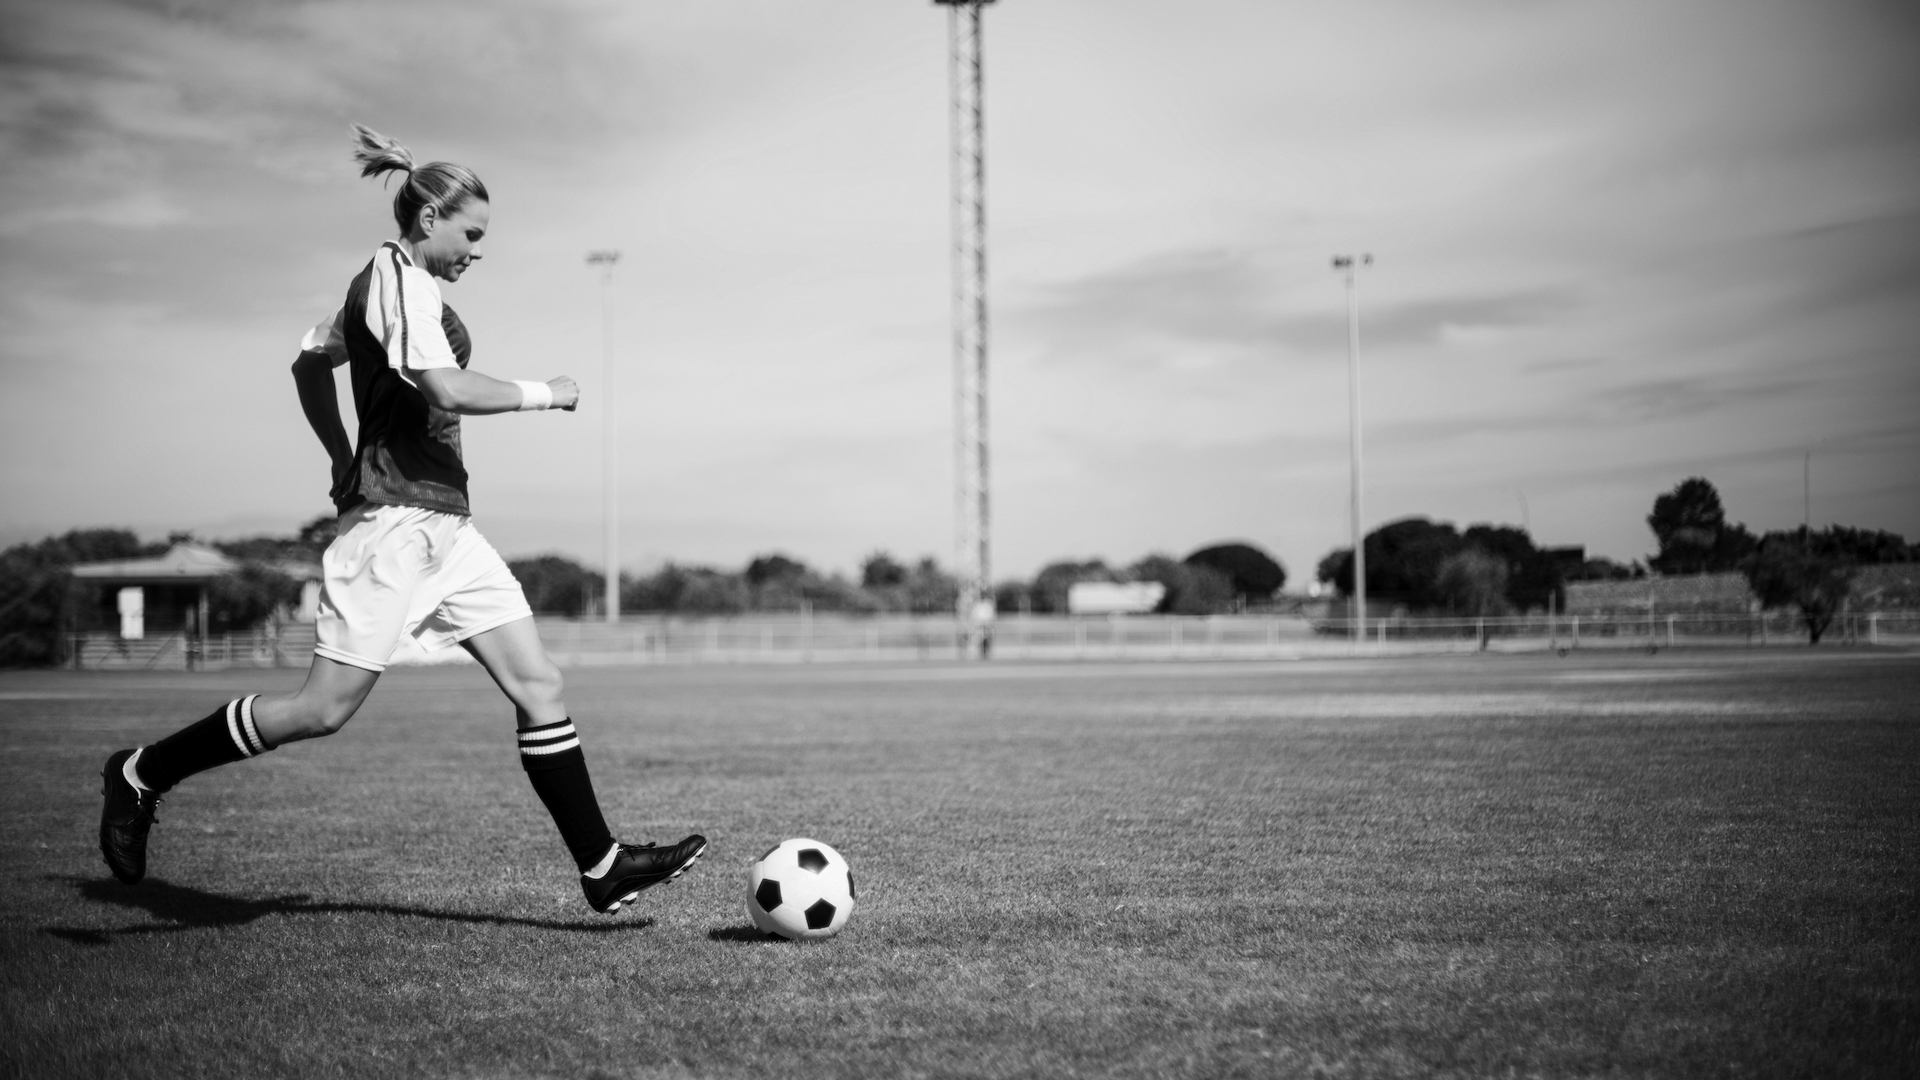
[544,613,1321,665]
[67,625,318,671]
[1315,609,1918,652]
[65,610,1920,671]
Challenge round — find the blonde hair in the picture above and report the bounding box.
[350,124,490,234]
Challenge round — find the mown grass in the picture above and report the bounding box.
[2,650,1916,1078]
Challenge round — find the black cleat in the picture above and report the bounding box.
[582,835,707,914]
[99,749,161,885]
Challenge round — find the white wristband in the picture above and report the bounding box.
[514,380,553,412]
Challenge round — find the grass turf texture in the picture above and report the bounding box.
[2,651,1916,1079]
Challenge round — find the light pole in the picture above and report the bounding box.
[1333,254,1372,646]
[587,250,621,623]
[936,0,995,658]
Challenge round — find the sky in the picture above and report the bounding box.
[2,0,1916,584]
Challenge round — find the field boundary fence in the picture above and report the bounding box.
[1315,609,1917,652]
[65,610,1920,671]
[67,624,318,672]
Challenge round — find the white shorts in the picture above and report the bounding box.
[313,504,533,672]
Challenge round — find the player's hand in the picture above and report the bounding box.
[548,377,580,412]
[330,455,353,492]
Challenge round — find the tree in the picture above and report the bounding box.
[903,558,958,614]
[1648,477,1755,574]
[1433,549,1511,616]
[799,573,883,614]
[1370,519,1466,606]
[1128,554,1234,615]
[1794,525,1917,565]
[993,579,1031,614]
[853,553,954,613]
[1317,519,1573,612]
[508,555,604,615]
[1028,560,1117,614]
[1745,538,1853,644]
[744,553,817,612]
[1183,542,1286,604]
[205,565,302,632]
[216,514,337,565]
[1316,548,1351,593]
[624,564,693,612]
[296,513,340,554]
[676,570,751,615]
[860,552,908,589]
[1566,556,1643,582]
[1317,519,1465,607]
[745,553,808,588]
[1460,524,1563,612]
[0,529,163,667]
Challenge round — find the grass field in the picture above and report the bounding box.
[2,650,1916,1079]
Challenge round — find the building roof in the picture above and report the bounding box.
[70,543,319,583]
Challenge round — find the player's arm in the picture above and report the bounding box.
[291,347,354,488]
[383,262,579,415]
[292,309,354,487]
[412,369,580,415]
[292,348,352,462]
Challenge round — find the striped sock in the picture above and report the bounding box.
[135,695,272,794]
[518,718,615,872]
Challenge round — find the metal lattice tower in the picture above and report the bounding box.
[938,0,994,657]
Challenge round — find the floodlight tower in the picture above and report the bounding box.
[588,250,621,623]
[937,0,996,657]
[1333,254,1372,646]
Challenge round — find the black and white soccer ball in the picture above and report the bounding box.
[747,838,855,941]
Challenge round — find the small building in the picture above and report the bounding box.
[1067,581,1166,616]
[68,543,321,669]
[1540,545,1586,576]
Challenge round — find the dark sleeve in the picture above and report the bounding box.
[441,304,473,370]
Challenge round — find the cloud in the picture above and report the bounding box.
[1586,372,1826,424]
[3,0,1918,581]
[1011,244,1582,371]
[0,0,691,233]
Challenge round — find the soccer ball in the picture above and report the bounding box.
[747,838,855,941]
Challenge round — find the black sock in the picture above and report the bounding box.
[518,718,615,872]
[136,695,273,793]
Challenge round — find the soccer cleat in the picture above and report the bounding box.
[582,834,708,914]
[99,749,161,885]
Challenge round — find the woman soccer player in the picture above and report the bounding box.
[98,125,706,914]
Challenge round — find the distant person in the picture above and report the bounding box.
[98,125,706,914]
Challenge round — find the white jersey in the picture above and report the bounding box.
[300,240,460,388]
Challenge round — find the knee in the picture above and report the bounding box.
[312,704,356,736]
[286,698,357,740]
[520,662,564,708]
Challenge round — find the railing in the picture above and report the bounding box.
[63,610,1920,670]
[1309,609,1920,650]
[541,612,1327,665]
[68,625,317,671]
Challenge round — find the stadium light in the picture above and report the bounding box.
[587,250,621,623]
[935,0,997,658]
[1333,254,1372,647]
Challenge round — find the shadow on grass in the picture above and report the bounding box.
[707,924,784,944]
[40,876,653,945]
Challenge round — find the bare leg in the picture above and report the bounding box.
[251,654,381,746]
[115,653,378,825]
[460,616,567,730]
[460,617,620,876]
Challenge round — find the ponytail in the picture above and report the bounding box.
[349,123,489,235]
